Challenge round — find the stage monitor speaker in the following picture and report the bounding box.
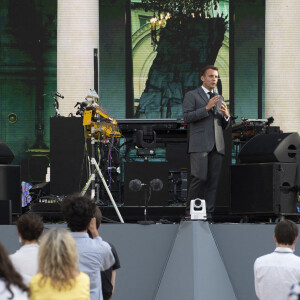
[0,200,12,225]
[231,163,298,215]
[50,117,88,195]
[0,140,14,164]
[238,132,300,163]
[0,165,21,214]
[124,162,169,206]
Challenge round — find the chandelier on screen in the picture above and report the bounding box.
[141,0,222,48]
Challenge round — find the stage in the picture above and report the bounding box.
[1,221,297,300]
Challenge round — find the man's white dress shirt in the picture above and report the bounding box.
[10,244,39,285]
[254,247,300,300]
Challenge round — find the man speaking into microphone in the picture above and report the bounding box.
[182,65,230,220]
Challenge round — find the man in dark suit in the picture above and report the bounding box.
[182,65,230,219]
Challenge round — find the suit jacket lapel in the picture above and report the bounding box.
[197,87,209,104]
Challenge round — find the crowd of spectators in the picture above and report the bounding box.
[0,194,120,300]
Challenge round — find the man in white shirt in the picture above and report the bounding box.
[254,219,300,300]
[10,213,44,285]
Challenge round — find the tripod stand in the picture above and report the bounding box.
[81,122,124,223]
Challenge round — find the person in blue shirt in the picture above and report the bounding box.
[90,205,121,300]
[61,194,115,300]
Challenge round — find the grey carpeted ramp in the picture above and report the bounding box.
[154,221,237,300]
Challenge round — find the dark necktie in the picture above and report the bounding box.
[208,92,218,149]
[208,92,214,99]
[207,92,216,113]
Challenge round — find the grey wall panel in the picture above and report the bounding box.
[1,222,297,300]
[99,224,180,300]
[0,225,19,253]
[211,223,276,300]
[1,223,179,300]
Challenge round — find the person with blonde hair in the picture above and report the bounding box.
[29,228,90,300]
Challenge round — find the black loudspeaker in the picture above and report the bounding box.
[231,163,299,215]
[50,117,87,195]
[0,200,12,225]
[215,124,232,212]
[0,165,21,214]
[238,133,300,163]
[0,140,14,164]
[124,162,169,206]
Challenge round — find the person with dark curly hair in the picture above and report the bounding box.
[89,205,121,300]
[0,242,29,299]
[10,213,44,285]
[61,194,114,300]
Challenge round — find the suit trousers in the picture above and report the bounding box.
[186,148,223,216]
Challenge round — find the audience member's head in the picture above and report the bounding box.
[0,242,29,297]
[38,228,79,291]
[274,219,298,246]
[61,194,96,232]
[16,212,44,243]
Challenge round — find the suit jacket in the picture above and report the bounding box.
[182,87,229,154]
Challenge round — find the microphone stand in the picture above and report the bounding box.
[138,184,155,225]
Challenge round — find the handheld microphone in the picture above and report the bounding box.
[55,92,64,99]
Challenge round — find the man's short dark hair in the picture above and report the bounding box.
[61,194,96,232]
[275,219,298,245]
[16,213,44,241]
[200,65,219,77]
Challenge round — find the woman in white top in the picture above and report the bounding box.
[10,213,44,285]
[0,242,29,299]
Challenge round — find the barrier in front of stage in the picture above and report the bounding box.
[0,222,286,300]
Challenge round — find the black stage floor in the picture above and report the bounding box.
[29,202,299,224]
